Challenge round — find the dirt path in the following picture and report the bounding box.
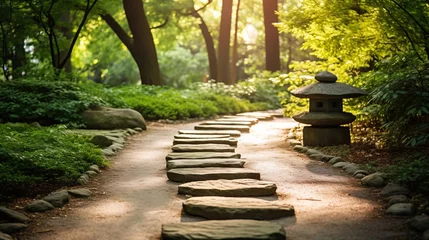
[23,118,413,240]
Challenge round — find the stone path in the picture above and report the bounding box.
[161,113,295,239]
[23,113,413,240]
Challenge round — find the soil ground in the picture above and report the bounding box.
[18,118,417,240]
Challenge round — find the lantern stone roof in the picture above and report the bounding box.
[290,71,367,99]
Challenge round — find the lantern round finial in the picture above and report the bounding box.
[315,71,337,83]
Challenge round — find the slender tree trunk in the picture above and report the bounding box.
[230,0,240,84]
[11,40,27,79]
[217,0,233,84]
[123,0,163,85]
[263,0,280,72]
[57,11,72,73]
[191,10,217,80]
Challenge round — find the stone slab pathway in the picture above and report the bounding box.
[216,117,259,124]
[167,167,260,182]
[183,196,295,220]
[178,129,241,137]
[166,152,241,161]
[178,179,278,196]
[167,159,245,169]
[194,124,250,133]
[161,219,286,240]
[200,121,253,126]
[173,138,238,146]
[171,144,235,152]
[174,134,231,139]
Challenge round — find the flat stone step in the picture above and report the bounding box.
[173,138,238,147]
[162,219,286,240]
[195,125,250,133]
[174,134,231,139]
[183,196,295,220]
[200,121,253,126]
[178,179,277,197]
[178,130,241,137]
[217,117,259,124]
[236,112,274,120]
[172,144,235,152]
[167,159,245,169]
[166,152,241,161]
[167,168,260,182]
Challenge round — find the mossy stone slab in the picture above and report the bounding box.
[174,134,231,139]
[167,168,260,182]
[166,152,241,161]
[167,159,245,169]
[201,121,253,126]
[173,138,238,147]
[178,130,241,137]
[162,219,286,240]
[178,179,277,197]
[183,196,295,220]
[171,144,235,153]
[195,125,250,133]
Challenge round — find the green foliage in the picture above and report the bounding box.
[387,154,429,193]
[0,80,103,126]
[0,123,107,193]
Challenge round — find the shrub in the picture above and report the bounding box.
[0,123,107,196]
[386,154,429,193]
[0,80,103,127]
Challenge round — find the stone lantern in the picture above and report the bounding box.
[291,71,367,146]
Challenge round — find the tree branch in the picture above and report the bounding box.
[99,11,134,51]
[150,16,169,29]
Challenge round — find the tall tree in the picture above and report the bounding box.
[217,0,233,84]
[263,0,280,71]
[100,0,163,85]
[230,0,241,84]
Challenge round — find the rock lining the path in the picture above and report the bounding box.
[161,219,286,240]
[173,138,238,147]
[24,200,55,212]
[0,232,12,240]
[361,173,386,188]
[386,195,409,207]
[328,157,343,164]
[42,190,69,208]
[195,125,250,133]
[171,144,235,152]
[167,159,245,169]
[0,207,30,223]
[178,179,277,197]
[68,188,92,198]
[174,134,231,139]
[183,196,295,220]
[293,146,308,153]
[167,167,260,182]
[0,223,27,234]
[178,130,241,137]
[386,203,414,216]
[166,152,241,161]
[407,214,429,232]
[380,183,412,197]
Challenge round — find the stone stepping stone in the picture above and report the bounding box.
[200,121,253,127]
[183,196,295,220]
[178,179,277,197]
[173,138,238,147]
[166,152,240,161]
[167,168,260,182]
[195,125,250,133]
[161,219,286,240]
[179,130,241,137]
[174,134,231,139]
[172,144,235,153]
[217,117,258,124]
[236,112,274,120]
[167,159,245,169]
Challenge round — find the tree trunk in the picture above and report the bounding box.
[191,10,217,80]
[230,0,241,84]
[57,11,72,73]
[217,0,233,84]
[123,0,163,85]
[263,0,280,72]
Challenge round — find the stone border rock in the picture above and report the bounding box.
[286,126,424,238]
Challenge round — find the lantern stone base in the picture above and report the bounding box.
[303,126,350,146]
